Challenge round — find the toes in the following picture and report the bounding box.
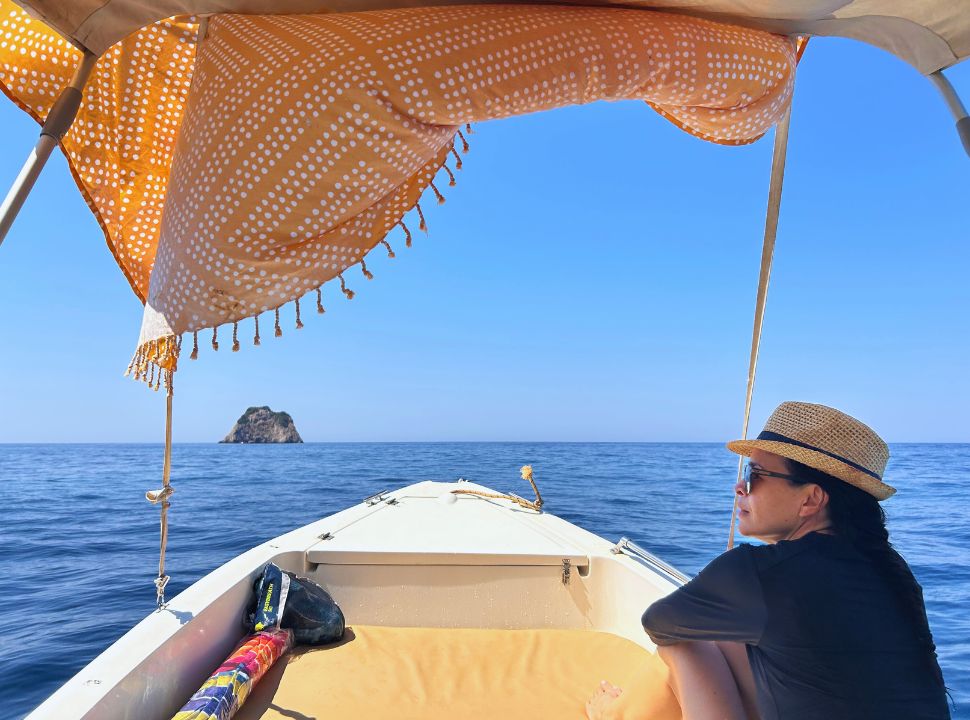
[601,680,621,695]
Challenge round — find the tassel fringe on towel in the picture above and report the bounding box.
[126,127,472,388]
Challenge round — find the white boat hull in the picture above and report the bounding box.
[28,481,684,719]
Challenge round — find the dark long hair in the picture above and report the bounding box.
[784,458,952,703]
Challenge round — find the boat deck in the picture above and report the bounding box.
[237,625,681,720]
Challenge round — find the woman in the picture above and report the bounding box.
[587,401,952,720]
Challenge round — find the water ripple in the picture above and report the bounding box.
[1,443,966,718]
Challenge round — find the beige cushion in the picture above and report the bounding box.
[237,625,681,720]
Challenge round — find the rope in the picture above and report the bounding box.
[520,464,543,509]
[451,465,544,512]
[146,384,175,607]
[728,99,794,551]
[450,489,542,511]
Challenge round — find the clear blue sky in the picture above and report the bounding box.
[0,37,967,443]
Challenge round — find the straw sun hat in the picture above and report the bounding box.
[727,401,895,501]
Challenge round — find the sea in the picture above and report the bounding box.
[2,442,967,718]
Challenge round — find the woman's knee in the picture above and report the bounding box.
[653,642,750,720]
[656,642,685,663]
[657,641,714,659]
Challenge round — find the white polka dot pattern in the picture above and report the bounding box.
[0,2,795,387]
[0,1,198,301]
[136,6,794,383]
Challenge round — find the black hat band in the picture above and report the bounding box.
[756,430,883,481]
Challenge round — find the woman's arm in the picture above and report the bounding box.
[642,546,767,646]
[716,641,761,720]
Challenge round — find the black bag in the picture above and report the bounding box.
[248,563,346,645]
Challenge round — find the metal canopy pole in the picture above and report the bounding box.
[929,70,970,158]
[0,50,98,248]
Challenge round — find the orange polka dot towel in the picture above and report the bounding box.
[0,3,796,389]
[0,3,197,305]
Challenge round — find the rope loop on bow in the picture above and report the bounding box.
[146,386,175,608]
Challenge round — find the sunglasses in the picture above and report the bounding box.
[741,463,797,494]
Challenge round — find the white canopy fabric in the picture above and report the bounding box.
[12,0,970,74]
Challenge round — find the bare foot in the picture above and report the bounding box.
[585,679,623,720]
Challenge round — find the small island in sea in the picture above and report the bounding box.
[221,406,303,443]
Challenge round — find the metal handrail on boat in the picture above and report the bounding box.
[611,538,691,586]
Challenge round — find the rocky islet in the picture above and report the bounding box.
[221,406,303,443]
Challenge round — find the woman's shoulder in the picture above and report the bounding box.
[742,531,843,573]
[698,533,845,582]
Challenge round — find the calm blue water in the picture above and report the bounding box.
[2,443,967,718]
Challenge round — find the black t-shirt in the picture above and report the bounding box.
[641,532,950,720]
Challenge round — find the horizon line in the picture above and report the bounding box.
[1,440,967,445]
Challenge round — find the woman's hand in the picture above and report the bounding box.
[585,679,623,719]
